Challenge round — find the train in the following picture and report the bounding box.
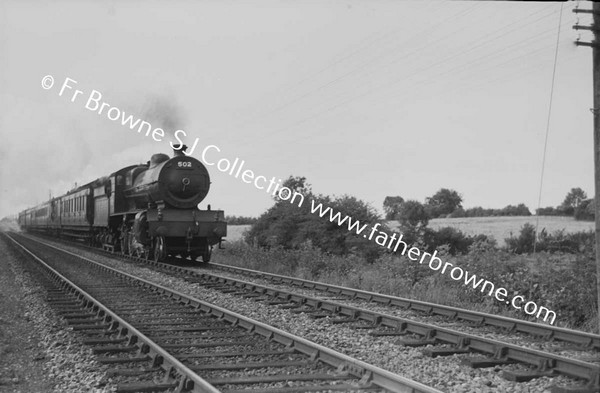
[17,145,227,262]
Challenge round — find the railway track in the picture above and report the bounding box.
[122,263,600,392]
[5,232,441,393]
[15,232,600,392]
[207,262,600,352]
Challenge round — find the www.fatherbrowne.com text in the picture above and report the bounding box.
[43,74,556,325]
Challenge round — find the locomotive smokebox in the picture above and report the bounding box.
[125,154,210,209]
[173,144,188,157]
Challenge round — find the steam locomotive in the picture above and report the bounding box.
[17,146,226,262]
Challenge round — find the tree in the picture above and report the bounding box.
[398,200,429,229]
[574,198,595,221]
[561,188,587,215]
[383,196,404,220]
[274,176,311,202]
[245,176,385,262]
[425,188,463,218]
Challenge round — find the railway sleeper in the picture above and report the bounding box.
[62,312,98,319]
[83,337,128,345]
[135,325,225,333]
[67,317,105,324]
[268,300,293,306]
[55,306,86,313]
[509,368,599,393]
[308,312,334,319]
[461,357,518,368]
[189,359,313,371]
[216,383,380,393]
[106,367,162,377]
[125,317,214,328]
[70,323,111,331]
[241,293,263,299]
[349,324,381,330]
[46,300,82,306]
[423,346,472,357]
[115,381,178,393]
[96,355,152,364]
[159,339,257,349]
[176,348,296,359]
[396,329,438,347]
[207,373,355,387]
[151,332,247,341]
[503,369,555,383]
[82,328,119,336]
[92,345,138,354]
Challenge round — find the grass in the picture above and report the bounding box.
[217,217,598,333]
[213,239,598,333]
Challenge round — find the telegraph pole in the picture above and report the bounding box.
[574,1,600,334]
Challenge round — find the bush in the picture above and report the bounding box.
[215,235,597,331]
[423,227,472,255]
[574,199,595,221]
[504,223,536,254]
[245,177,385,263]
[225,215,258,225]
[505,225,595,255]
[536,206,559,216]
[463,204,532,217]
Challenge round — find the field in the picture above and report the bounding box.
[225,224,251,242]
[225,216,595,246]
[427,216,594,246]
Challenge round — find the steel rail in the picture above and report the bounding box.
[6,233,221,393]
[207,262,600,350]
[116,257,600,390]
[8,233,443,393]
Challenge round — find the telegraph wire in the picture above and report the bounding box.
[534,2,564,252]
[224,3,484,142]
[252,4,559,132]
[260,6,570,140]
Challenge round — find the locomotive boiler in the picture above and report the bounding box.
[120,148,226,261]
[18,146,227,263]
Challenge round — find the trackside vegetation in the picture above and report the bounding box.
[217,177,598,332]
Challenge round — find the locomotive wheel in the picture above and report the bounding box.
[153,236,167,262]
[201,247,212,263]
[127,232,135,256]
[120,232,129,255]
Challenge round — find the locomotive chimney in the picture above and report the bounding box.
[173,144,188,157]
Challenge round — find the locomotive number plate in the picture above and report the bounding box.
[177,161,193,169]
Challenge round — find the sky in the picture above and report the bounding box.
[0,0,595,220]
